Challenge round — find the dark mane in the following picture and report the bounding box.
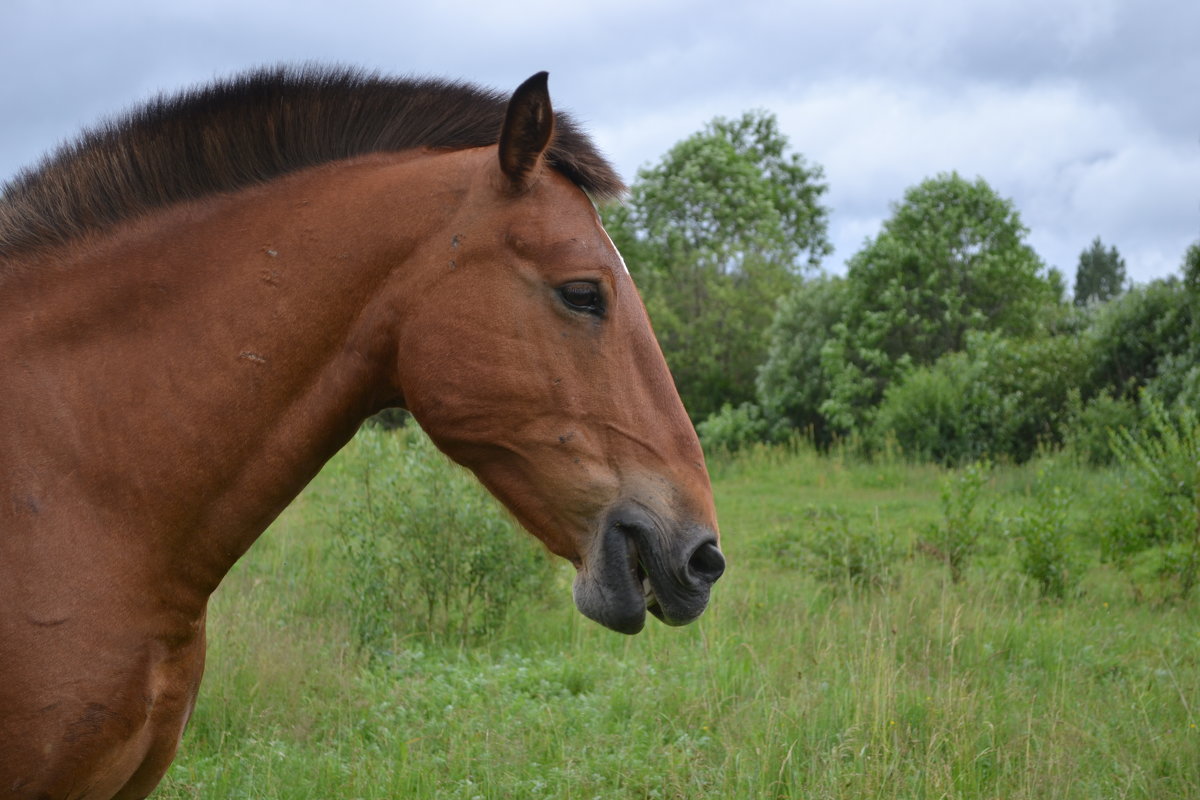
[0,65,625,256]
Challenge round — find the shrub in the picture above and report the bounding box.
[922,459,995,581]
[321,426,556,652]
[1062,390,1141,465]
[1146,353,1200,412]
[756,276,849,446]
[819,173,1058,435]
[1082,278,1194,403]
[697,402,773,454]
[870,353,982,464]
[1013,477,1078,600]
[967,330,1089,460]
[1104,397,1200,600]
[872,330,1089,464]
[800,506,902,590]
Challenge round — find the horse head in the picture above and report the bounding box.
[394,73,724,633]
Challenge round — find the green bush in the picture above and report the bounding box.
[819,173,1059,435]
[1104,397,1200,600]
[321,426,556,652]
[872,331,1089,464]
[755,276,849,446]
[1082,277,1195,403]
[1146,353,1200,412]
[800,506,902,590]
[1062,389,1141,465]
[1013,477,1078,600]
[870,353,982,464]
[697,402,773,454]
[922,459,995,581]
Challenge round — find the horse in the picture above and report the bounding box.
[0,67,724,799]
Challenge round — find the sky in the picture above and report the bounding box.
[3,0,1198,285]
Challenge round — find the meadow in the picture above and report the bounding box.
[158,429,1199,799]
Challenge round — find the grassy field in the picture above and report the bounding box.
[158,434,1199,799]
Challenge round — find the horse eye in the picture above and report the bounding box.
[558,282,604,315]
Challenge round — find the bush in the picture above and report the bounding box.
[1104,396,1200,600]
[872,330,1089,464]
[800,506,901,590]
[1082,278,1194,403]
[1146,353,1200,412]
[697,402,773,454]
[819,173,1058,435]
[870,353,982,464]
[321,426,557,652]
[922,459,995,581]
[1013,477,1078,600]
[1062,390,1141,465]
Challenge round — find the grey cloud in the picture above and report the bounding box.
[2,0,1197,284]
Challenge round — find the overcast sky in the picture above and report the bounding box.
[3,0,1198,285]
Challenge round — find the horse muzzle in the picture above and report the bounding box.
[572,501,725,635]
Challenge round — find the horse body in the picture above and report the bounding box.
[0,72,723,798]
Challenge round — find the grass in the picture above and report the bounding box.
[158,435,1200,799]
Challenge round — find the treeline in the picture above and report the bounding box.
[603,111,1200,464]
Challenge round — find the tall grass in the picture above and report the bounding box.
[158,432,1199,799]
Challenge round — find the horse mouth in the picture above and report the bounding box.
[572,504,723,635]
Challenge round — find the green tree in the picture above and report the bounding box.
[1073,236,1127,306]
[1083,277,1194,403]
[820,172,1057,433]
[604,111,831,422]
[1184,238,1200,296]
[755,275,848,445]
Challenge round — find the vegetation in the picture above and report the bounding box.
[600,112,1196,465]
[818,172,1060,434]
[603,110,830,421]
[755,275,848,447]
[319,427,556,651]
[921,458,995,582]
[1104,397,1200,601]
[157,433,1200,799]
[153,109,1199,798]
[1074,236,1128,306]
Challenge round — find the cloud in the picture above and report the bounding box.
[592,72,1198,283]
[2,0,1197,284]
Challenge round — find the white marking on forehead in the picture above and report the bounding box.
[599,225,631,276]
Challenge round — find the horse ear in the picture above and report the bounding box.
[498,72,554,191]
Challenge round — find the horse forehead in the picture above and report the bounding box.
[503,206,618,265]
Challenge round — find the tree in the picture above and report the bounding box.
[1073,236,1127,306]
[604,111,831,422]
[1144,240,1200,407]
[755,276,848,445]
[820,172,1058,434]
[1184,239,1200,296]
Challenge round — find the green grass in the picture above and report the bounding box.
[158,437,1200,799]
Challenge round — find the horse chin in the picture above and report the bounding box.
[572,560,648,635]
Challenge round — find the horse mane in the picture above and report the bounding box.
[0,65,626,256]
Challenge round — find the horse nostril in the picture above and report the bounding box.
[687,541,725,585]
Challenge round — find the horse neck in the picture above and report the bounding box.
[3,153,462,602]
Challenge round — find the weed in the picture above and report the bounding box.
[1013,474,1078,600]
[800,506,902,590]
[322,426,556,651]
[922,459,995,581]
[158,440,1200,800]
[1105,397,1200,600]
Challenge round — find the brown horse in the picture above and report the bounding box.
[0,68,724,799]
